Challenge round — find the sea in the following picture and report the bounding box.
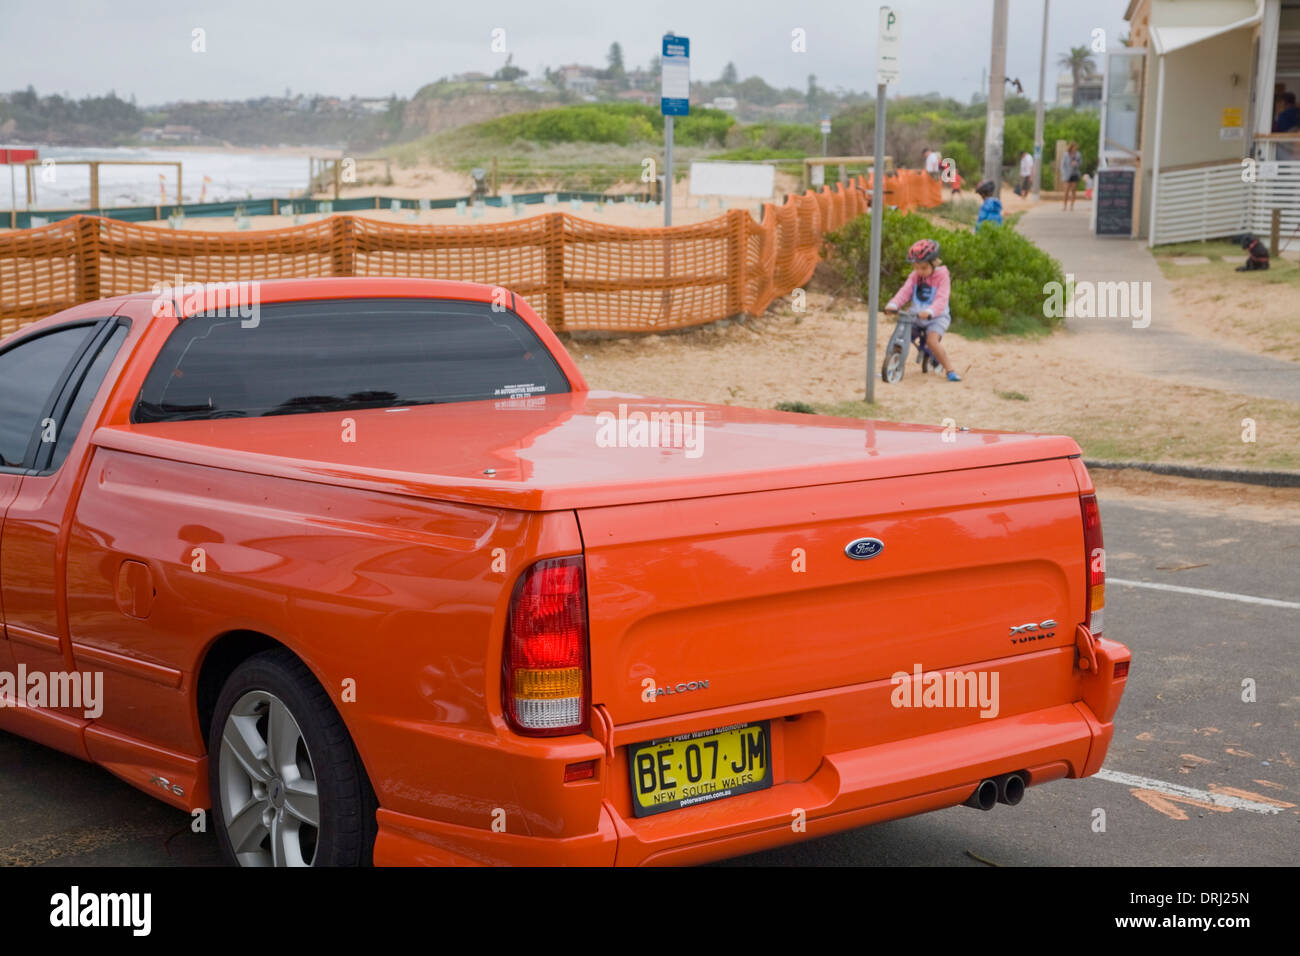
[0,145,315,211]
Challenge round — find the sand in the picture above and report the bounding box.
[127,197,765,233]
[567,282,1300,471]
[1161,268,1300,363]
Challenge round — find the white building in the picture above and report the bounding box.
[1112,0,1300,247]
[1055,71,1104,108]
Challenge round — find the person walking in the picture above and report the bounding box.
[1018,150,1034,197]
[1060,142,1083,211]
[924,147,941,181]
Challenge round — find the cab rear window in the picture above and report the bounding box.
[133,297,570,423]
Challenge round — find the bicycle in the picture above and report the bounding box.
[881,307,944,383]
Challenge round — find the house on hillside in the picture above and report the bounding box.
[1055,71,1104,108]
[1113,0,1300,248]
[519,76,554,94]
[625,68,655,90]
[139,124,199,143]
[558,64,599,94]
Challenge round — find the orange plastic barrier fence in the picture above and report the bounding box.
[1,174,942,338]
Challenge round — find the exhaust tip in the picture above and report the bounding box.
[997,772,1026,806]
[964,778,998,811]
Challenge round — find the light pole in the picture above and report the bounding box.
[982,0,1009,195]
[1032,0,1049,199]
[866,5,900,404]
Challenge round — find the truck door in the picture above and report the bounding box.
[0,472,18,674]
[0,318,127,715]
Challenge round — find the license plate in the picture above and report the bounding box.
[628,721,772,817]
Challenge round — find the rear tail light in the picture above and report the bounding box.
[503,555,590,736]
[1081,493,1104,636]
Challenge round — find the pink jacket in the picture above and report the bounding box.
[887,265,951,316]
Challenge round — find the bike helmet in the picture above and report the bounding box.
[907,238,940,263]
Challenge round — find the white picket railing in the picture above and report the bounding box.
[1152,162,1249,245]
[1153,159,1300,251]
[1247,162,1300,253]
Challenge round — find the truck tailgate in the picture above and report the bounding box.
[578,457,1086,725]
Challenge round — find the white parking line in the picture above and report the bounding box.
[1109,577,1300,610]
[1095,770,1286,815]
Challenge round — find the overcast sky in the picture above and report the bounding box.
[3,0,1132,104]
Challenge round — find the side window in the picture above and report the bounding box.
[47,325,129,472]
[0,325,94,469]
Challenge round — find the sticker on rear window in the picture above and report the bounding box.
[494,382,547,397]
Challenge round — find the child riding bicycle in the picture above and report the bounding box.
[884,239,961,382]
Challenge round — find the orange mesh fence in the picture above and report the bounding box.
[1,174,937,337]
[0,217,85,337]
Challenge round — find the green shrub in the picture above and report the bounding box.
[710,146,805,162]
[829,101,1098,191]
[466,103,735,147]
[931,198,981,227]
[824,209,1065,336]
[774,401,818,414]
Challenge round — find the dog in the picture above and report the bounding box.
[1232,233,1270,271]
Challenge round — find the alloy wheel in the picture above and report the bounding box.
[217,689,321,866]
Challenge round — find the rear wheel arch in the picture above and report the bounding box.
[196,630,283,743]
[195,630,379,798]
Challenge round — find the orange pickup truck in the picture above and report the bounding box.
[0,277,1128,866]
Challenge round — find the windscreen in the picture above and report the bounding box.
[133,297,570,423]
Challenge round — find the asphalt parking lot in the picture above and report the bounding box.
[1,482,1296,867]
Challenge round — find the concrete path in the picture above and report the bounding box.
[1017,201,1300,405]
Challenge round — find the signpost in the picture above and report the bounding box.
[867,6,900,404]
[821,114,831,156]
[661,33,690,227]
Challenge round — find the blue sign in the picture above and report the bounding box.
[661,34,690,116]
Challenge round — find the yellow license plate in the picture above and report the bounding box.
[628,721,771,817]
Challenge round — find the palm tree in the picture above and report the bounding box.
[1057,46,1097,108]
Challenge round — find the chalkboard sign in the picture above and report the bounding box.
[1095,168,1135,237]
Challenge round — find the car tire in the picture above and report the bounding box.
[208,648,377,867]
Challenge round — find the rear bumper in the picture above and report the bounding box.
[374,639,1129,866]
[375,700,1107,866]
